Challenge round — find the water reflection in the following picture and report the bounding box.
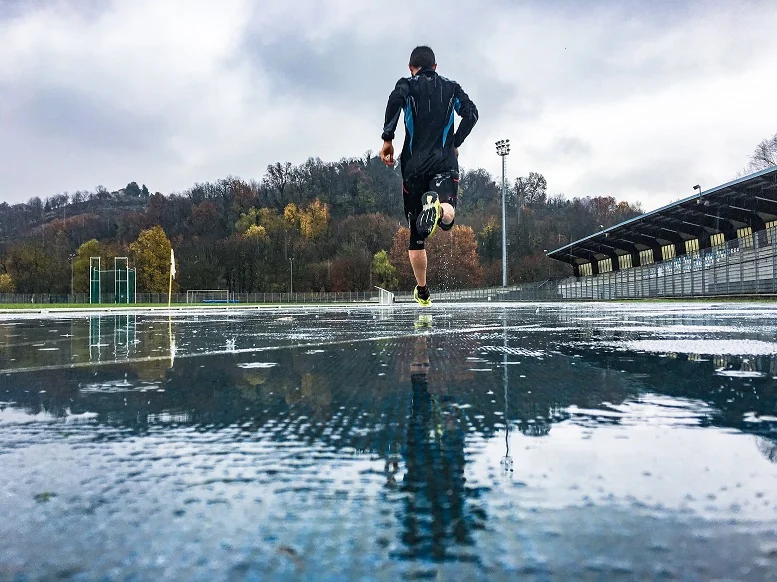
[1,307,777,577]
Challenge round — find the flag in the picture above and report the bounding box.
[170,248,176,280]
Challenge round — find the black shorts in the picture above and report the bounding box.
[403,171,458,250]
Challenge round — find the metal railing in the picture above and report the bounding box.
[0,291,386,305]
[394,279,562,302]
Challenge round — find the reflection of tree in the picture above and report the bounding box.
[756,437,777,463]
[517,420,551,437]
[394,336,484,561]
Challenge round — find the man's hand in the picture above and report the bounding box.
[454,147,459,158]
[380,140,394,166]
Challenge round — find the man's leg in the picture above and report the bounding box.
[435,172,459,232]
[409,249,427,287]
[404,178,432,306]
[440,203,455,228]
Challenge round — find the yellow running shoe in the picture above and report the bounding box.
[415,191,441,239]
[413,285,432,307]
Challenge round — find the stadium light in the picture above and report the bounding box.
[69,253,75,298]
[693,184,702,203]
[495,139,510,287]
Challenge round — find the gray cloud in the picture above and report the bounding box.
[14,85,168,150]
[570,157,703,203]
[0,0,775,208]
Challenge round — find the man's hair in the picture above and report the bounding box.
[409,46,435,69]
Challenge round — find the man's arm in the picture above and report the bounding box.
[381,78,409,142]
[380,78,409,166]
[452,83,478,148]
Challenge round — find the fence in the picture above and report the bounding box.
[0,291,388,305]
[559,226,777,299]
[394,280,562,302]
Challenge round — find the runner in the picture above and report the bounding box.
[380,46,479,307]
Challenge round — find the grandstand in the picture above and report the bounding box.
[547,166,777,299]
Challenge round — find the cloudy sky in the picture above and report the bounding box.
[1,0,776,209]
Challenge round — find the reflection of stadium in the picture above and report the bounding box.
[549,166,777,298]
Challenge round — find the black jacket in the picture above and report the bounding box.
[382,68,478,179]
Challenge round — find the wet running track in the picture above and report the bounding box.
[1,302,776,580]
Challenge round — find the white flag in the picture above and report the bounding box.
[170,248,176,280]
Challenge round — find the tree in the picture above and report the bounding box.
[514,172,547,206]
[299,199,330,239]
[264,162,294,207]
[190,200,220,237]
[458,168,499,211]
[477,218,502,262]
[389,225,483,291]
[748,132,777,172]
[372,250,398,290]
[129,226,173,293]
[73,239,100,293]
[0,273,14,292]
[429,225,483,289]
[125,181,142,197]
[6,232,69,293]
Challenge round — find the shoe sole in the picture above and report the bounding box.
[416,192,441,239]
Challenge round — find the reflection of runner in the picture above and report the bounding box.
[380,46,478,307]
[396,335,477,560]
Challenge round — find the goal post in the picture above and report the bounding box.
[88,257,136,304]
[186,289,231,304]
[114,257,129,303]
[89,257,101,304]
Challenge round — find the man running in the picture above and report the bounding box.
[380,45,479,307]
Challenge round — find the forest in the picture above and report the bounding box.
[0,150,725,295]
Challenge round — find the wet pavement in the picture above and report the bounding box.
[1,302,776,580]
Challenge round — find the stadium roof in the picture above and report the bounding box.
[547,165,777,268]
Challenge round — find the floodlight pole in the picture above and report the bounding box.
[496,139,510,287]
[289,257,294,295]
[69,253,75,299]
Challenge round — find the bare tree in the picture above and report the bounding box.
[264,162,294,208]
[748,132,777,172]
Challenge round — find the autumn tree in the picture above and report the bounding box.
[299,199,330,239]
[389,225,483,291]
[0,273,15,293]
[129,226,173,293]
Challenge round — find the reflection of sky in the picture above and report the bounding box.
[471,398,777,522]
[2,303,777,578]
